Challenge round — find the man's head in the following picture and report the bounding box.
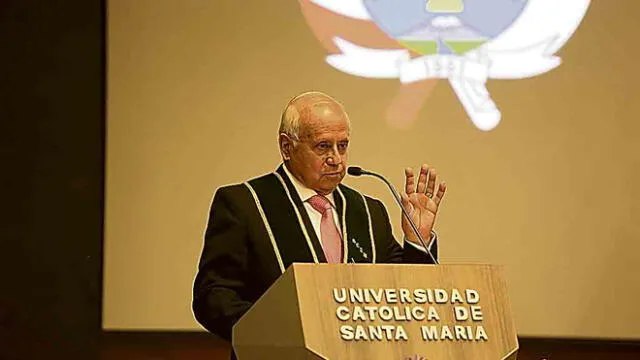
[278,91,351,195]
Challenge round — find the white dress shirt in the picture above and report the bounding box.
[282,164,340,240]
[281,165,435,255]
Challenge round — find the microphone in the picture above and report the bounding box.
[347,166,439,265]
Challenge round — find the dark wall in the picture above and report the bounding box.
[0,1,104,359]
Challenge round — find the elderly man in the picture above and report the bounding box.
[192,91,446,345]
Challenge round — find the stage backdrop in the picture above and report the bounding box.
[105,0,640,339]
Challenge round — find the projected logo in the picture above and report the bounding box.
[299,0,591,131]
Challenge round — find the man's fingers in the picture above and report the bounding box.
[426,167,437,197]
[433,182,447,206]
[404,167,415,195]
[416,164,429,193]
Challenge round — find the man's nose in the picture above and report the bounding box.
[326,145,343,165]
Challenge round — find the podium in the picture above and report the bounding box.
[232,263,518,360]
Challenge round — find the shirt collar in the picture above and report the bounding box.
[282,163,336,207]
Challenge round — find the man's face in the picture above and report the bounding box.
[282,104,350,195]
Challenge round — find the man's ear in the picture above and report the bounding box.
[279,133,293,161]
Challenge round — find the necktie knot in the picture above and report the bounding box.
[307,194,333,214]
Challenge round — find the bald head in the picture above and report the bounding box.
[278,91,351,194]
[279,91,350,140]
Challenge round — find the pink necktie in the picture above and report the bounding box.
[307,195,343,263]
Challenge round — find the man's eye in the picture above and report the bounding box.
[338,143,348,150]
[318,143,331,150]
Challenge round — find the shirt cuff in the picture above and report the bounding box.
[404,230,437,253]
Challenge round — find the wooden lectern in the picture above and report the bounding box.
[232,263,518,360]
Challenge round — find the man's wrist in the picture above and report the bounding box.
[404,230,437,252]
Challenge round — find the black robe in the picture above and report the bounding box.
[192,165,438,347]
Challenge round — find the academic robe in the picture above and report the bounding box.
[192,164,438,347]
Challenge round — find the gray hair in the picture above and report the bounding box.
[279,102,302,140]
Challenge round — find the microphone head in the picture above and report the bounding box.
[347,166,364,176]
